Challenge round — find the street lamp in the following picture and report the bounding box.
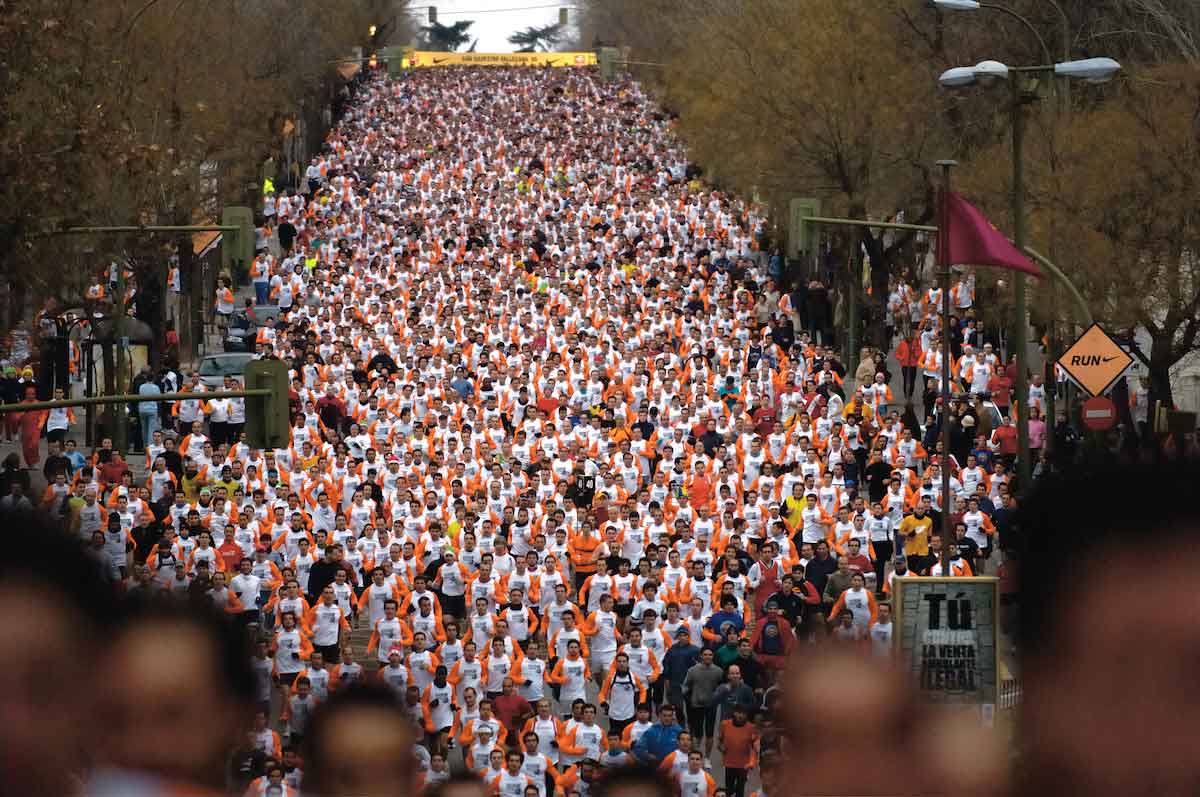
[938,66,977,87]
[973,60,1010,82]
[938,56,1120,487]
[932,0,1053,64]
[932,0,1072,64]
[934,0,1078,456]
[1054,57,1121,82]
[937,57,1120,87]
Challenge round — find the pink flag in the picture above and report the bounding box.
[942,191,1042,278]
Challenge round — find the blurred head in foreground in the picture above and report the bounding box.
[783,649,1007,796]
[301,681,415,797]
[93,599,256,791]
[1018,460,1200,795]
[592,765,676,797]
[0,514,115,797]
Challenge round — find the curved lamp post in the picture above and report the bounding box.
[937,56,1120,486]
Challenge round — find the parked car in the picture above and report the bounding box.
[223,304,281,353]
[198,352,256,389]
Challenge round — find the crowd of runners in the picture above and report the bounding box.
[0,63,1039,797]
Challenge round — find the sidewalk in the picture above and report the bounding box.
[191,227,280,365]
[0,434,150,499]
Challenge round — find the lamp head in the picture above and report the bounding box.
[931,0,982,9]
[1054,57,1122,83]
[938,66,977,88]
[973,60,1010,85]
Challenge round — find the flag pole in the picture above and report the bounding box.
[936,160,958,578]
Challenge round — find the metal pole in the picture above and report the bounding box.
[802,216,937,233]
[1020,245,1091,324]
[84,335,95,446]
[978,2,1053,64]
[848,226,860,388]
[1011,74,1032,490]
[937,160,957,578]
[1045,285,1057,458]
[41,225,241,237]
[0,389,271,414]
[799,219,1093,325]
[114,258,128,454]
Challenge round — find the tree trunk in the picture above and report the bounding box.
[1147,337,1175,413]
[100,340,116,441]
[133,246,165,369]
[177,236,202,365]
[144,269,164,370]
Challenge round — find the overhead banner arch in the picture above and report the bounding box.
[402,51,596,69]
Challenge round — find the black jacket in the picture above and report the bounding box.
[698,430,723,455]
[161,449,184,481]
[766,587,811,624]
[565,475,595,508]
[992,506,1019,551]
[307,559,341,603]
[367,352,399,374]
[804,554,837,597]
[277,221,297,249]
[0,377,19,404]
[228,748,268,792]
[770,323,795,351]
[0,465,30,499]
[863,460,892,503]
[43,453,71,484]
[806,286,831,327]
[730,653,764,690]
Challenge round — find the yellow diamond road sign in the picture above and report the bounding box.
[1057,324,1133,397]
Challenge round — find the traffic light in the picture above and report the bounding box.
[428,5,437,23]
[243,360,290,450]
[383,46,406,77]
[597,47,617,80]
[787,197,822,261]
[559,7,568,26]
[221,206,255,278]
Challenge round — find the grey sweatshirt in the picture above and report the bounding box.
[682,661,726,707]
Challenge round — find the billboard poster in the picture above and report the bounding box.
[892,577,1000,706]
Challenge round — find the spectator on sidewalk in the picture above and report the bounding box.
[136,367,162,450]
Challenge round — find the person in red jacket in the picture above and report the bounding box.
[16,384,42,467]
[990,415,1019,467]
[750,604,798,676]
[894,332,923,400]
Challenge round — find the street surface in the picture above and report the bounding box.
[5,64,1024,797]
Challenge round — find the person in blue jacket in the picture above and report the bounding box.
[632,703,684,764]
[703,596,746,647]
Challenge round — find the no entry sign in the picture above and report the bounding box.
[1081,396,1118,431]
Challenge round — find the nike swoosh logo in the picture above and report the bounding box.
[433,58,447,64]
[1102,356,1121,363]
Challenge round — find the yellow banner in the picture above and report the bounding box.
[402,51,597,69]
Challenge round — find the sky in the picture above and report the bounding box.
[417,0,577,53]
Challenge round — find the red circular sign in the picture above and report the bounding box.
[1081,396,1117,431]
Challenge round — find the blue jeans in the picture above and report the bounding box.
[254,281,269,305]
[140,412,159,450]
